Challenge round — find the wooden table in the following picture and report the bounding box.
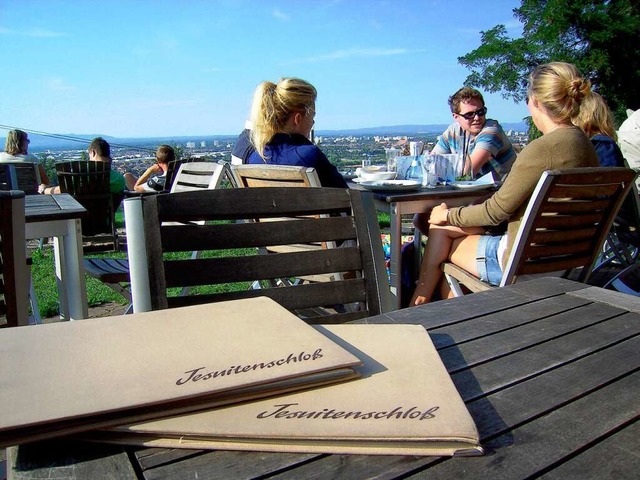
[8,277,640,479]
[353,182,496,307]
[25,194,88,320]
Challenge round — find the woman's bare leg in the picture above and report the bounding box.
[411,224,484,305]
[440,235,482,299]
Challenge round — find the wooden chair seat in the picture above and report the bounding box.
[443,167,638,296]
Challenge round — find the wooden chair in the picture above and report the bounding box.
[442,167,638,296]
[83,162,228,314]
[230,164,321,188]
[230,164,338,287]
[169,161,228,193]
[0,191,29,327]
[163,158,195,192]
[55,161,121,250]
[0,162,40,195]
[124,187,393,323]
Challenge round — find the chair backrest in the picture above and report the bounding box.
[230,164,321,188]
[0,190,29,327]
[169,161,227,193]
[164,158,198,192]
[124,187,393,323]
[502,167,637,286]
[55,161,119,239]
[0,162,40,195]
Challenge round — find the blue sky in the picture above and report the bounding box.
[1,0,526,138]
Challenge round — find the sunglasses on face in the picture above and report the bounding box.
[457,106,487,120]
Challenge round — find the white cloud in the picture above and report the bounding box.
[294,47,414,63]
[44,77,76,93]
[0,27,68,37]
[134,99,200,109]
[272,8,290,21]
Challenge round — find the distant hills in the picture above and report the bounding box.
[2,122,529,152]
[317,122,529,136]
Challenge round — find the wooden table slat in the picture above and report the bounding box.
[439,305,637,373]
[419,372,640,479]
[542,418,640,480]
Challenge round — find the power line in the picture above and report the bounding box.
[0,124,157,154]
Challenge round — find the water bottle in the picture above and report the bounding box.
[407,156,423,183]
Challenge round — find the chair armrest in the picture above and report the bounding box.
[123,190,159,198]
[441,262,493,293]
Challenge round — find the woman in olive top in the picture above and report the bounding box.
[411,62,600,305]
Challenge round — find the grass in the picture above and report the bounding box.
[30,210,392,318]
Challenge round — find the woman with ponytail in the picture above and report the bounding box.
[411,62,600,305]
[246,77,347,188]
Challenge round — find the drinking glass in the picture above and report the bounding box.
[385,148,400,174]
[455,154,472,181]
[420,155,437,188]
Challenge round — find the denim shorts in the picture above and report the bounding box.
[476,235,503,286]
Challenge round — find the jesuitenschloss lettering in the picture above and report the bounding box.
[257,403,439,421]
[176,349,324,386]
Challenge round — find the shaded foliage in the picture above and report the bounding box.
[459,0,640,125]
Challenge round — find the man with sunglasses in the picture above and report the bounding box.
[431,87,516,180]
[413,88,516,238]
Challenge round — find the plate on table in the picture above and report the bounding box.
[360,180,421,192]
[451,181,495,191]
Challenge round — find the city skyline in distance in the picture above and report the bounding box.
[7,121,529,153]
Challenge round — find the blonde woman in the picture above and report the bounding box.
[0,129,51,193]
[247,77,347,188]
[572,92,625,167]
[411,62,600,305]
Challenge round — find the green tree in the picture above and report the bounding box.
[459,0,640,125]
[38,153,58,186]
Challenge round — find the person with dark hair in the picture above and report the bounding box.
[246,77,346,188]
[432,87,516,180]
[410,62,599,306]
[124,145,175,192]
[0,129,52,193]
[87,137,125,194]
[413,87,517,234]
[47,137,125,194]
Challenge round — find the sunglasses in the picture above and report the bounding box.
[457,106,487,120]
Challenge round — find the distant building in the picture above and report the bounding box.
[186,141,196,149]
[200,141,206,148]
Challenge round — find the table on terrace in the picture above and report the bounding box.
[7,277,640,479]
[352,182,497,308]
[25,194,88,320]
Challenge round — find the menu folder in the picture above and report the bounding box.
[88,324,483,456]
[0,297,362,448]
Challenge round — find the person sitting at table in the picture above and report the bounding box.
[46,137,126,195]
[413,87,517,234]
[410,61,600,306]
[0,129,52,193]
[124,145,175,192]
[246,77,347,188]
[433,87,517,179]
[572,92,625,167]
